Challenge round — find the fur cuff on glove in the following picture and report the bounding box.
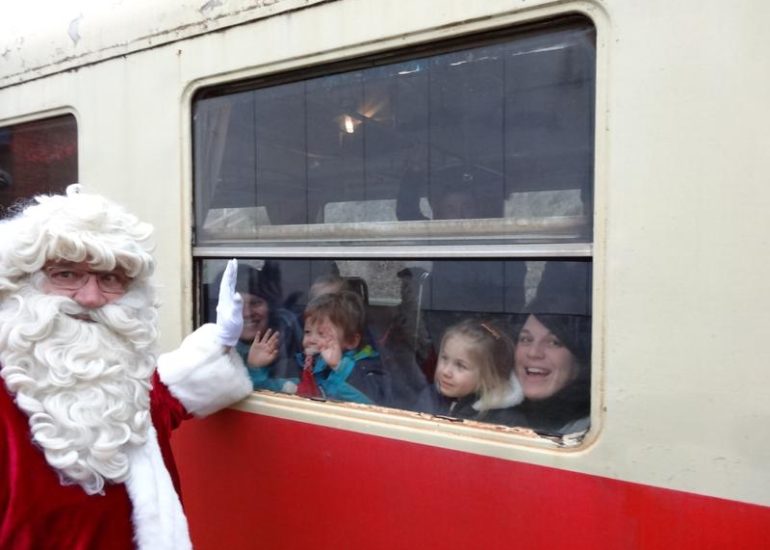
[157,323,252,417]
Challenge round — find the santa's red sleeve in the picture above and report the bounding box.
[150,323,253,499]
[126,324,253,550]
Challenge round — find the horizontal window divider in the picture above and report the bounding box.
[199,215,590,243]
[192,242,593,259]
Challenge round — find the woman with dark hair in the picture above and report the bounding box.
[503,306,591,436]
[215,261,303,391]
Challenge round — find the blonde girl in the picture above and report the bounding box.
[413,319,523,421]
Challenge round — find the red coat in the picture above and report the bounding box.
[0,373,189,550]
[0,323,253,550]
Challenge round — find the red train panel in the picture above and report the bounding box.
[173,410,770,550]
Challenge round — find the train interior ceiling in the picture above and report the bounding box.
[193,19,595,245]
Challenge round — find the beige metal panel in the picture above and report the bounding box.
[3,0,769,507]
[599,0,770,505]
[0,51,192,345]
[0,0,320,88]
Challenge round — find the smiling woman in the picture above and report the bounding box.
[506,302,591,436]
[214,262,303,391]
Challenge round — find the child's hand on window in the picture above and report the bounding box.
[319,326,343,369]
[247,328,280,367]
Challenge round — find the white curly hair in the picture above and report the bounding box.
[0,184,155,297]
[0,185,160,495]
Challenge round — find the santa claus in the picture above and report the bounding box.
[0,185,252,549]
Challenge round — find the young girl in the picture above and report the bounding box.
[413,319,523,422]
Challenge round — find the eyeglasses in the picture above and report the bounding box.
[43,265,131,294]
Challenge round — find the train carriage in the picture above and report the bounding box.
[2,0,770,548]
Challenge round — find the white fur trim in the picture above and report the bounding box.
[473,372,525,411]
[157,323,252,417]
[125,423,191,550]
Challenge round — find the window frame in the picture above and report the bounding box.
[190,14,597,446]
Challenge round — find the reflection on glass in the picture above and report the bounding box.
[193,17,596,437]
[193,21,595,244]
[0,115,78,218]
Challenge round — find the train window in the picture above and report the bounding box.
[0,114,78,218]
[193,16,595,438]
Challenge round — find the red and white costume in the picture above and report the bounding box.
[0,324,252,549]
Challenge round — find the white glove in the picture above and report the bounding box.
[214,259,244,347]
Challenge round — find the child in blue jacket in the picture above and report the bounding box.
[250,290,390,405]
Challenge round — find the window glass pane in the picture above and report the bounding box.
[193,17,595,439]
[193,20,594,246]
[0,115,78,218]
[199,257,591,435]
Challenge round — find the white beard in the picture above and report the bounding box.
[0,277,159,495]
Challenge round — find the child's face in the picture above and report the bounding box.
[303,316,342,355]
[435,333,481,399]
